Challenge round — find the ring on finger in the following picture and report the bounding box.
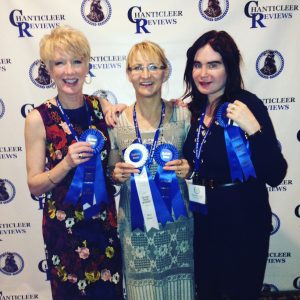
[78,153,83,159]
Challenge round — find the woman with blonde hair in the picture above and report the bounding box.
[109,41,195,299]
[25,26,123,299]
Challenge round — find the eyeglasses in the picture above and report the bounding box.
[128,63,166,74]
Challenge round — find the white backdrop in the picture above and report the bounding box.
[0,0,299,298]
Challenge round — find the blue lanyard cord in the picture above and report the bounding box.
[194,112,215,172]
[56,95,92,142]
[133,101,166,168]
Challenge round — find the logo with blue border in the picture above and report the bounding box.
[198,0,229,21]
[21,103,35,118]
[93,89,118,105]
[0,179,16,205]
[165,59,172,82]
[31,193,46,211]
[29,60,55,89]
[0,98,5,120]
[256,50,284,79]
[271,212,280,235]
[294,276,300,289]
[295,204,300,218]
[81,0,112,26]
[0,252,24,276]
[38,256,50,281]
[262,283,279,293]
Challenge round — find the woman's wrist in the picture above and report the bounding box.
[246,127,263,139]
[47,171,58,185]
[107,166,122,186]
[62,157,73,171]
[184,169,194,180]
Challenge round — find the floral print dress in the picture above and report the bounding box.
[36,95,123,299]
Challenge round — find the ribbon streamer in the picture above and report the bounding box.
[216,102,256,181]
[154,144,187,219]
[64,129,108,219]
[124,143,173,231]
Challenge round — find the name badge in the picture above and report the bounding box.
[187,181,206,205]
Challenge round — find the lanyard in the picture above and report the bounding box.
[194,112,215,172]
[55,95,92,142]
[133,101,166,168]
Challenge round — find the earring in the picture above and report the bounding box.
[85,75,92,85]
[52,81,56,89]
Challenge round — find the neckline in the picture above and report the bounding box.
[124,100,174,131]
[64,104,86,113]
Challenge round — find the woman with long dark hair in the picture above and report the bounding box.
[182,30,287,300]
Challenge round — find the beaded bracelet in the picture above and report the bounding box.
[47,171,58,185]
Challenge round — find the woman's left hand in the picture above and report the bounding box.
[163,158,190,179]
[226,100,261,135]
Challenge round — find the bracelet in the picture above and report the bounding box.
[185,170,194,180]
[247,128,263,139]
[47,171,58,185]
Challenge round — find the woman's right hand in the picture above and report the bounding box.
[63,141,95,170]
[112,162,139,183]
[104,103,128,127]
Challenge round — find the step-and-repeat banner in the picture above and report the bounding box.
[0,0,299,298]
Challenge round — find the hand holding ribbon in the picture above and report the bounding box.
[63,142,94,170]
[163,158,191,179]
[226,100,261,136]
[63,129,109,219]
[112,161,139,183]
[124,143,173,232]
[217,102,257,182]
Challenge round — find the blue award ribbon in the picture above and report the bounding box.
[154,144,187,219]
[124,143,173,231]
[64,129,109,219]
[216,102,256,181]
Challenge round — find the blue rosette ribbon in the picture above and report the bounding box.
[154,144,187,219]
[124,143,173,231]
[64,129,108,219]
[216,102,256,182]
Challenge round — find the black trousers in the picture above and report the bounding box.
[194,212,270,300]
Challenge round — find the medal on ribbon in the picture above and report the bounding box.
[124,143,172,232]
[64,129,109,219]
[216,102,256,182]
[154,143,187,219]
[124,143,148,169]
